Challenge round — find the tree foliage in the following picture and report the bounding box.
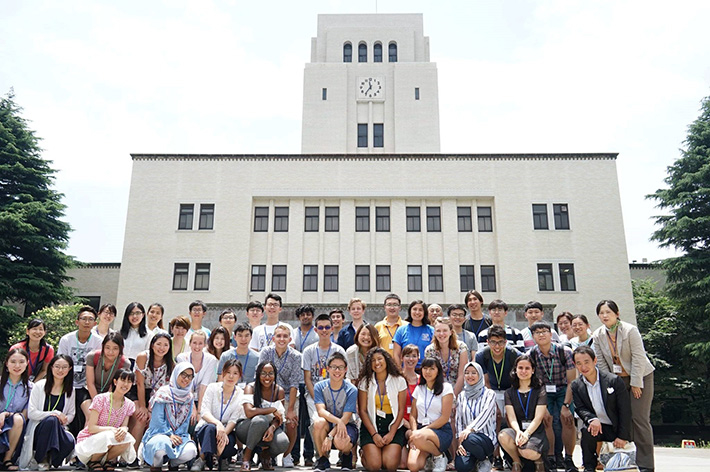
[0,89,74,350]
[2,303,82,359]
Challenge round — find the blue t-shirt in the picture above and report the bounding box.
[313,379,358,425]
[392,324,434,368]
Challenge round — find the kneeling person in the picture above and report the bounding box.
[312,352,358,472]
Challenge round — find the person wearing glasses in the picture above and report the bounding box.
[188,301,212,338]
[250,294,294,353]
[58,306,103,437]
[92,304,118,340]
[374,294,408,358]
[447,305,478,362]
[142,362,198,472]
[476,300,525,352]
[120,302,152,369]
[218,309,238,347]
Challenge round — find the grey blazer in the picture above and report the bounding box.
[592,321,654,388]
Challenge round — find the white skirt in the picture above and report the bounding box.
[75,430,137,464]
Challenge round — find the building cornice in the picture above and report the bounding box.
[131,153,619,162]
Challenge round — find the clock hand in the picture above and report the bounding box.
[366,84,372,94]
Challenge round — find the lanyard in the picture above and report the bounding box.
[466,396,477,420]
[27,345,44,378]
[242,351,251,374]
[220,386,236,422]
[190,352,204,394]
[492,354,505,388]
[443,349,452,381]
[517,389,532,420]
[317,346,331,377]
[76,331,92,350]
[107,393,114,427]
[423,386,436,419]
[384,324,398,342]
[328,384,344,417]
[49,390,63,412]
[4,382,19,411]
[471,318,488,337]
[606,331,619,359]
[299,327,314,351]
[538,347,555,383]
[272,348,290,376]
[460,330,466,346]
[100,355,120,392]
[376,380,386,411]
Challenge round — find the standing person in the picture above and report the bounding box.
[206,327,230,363]
[345,324,380,382]
[11,319,54,382]
[498,356,548,472]
[374,294,407,358]
[292,304,318,467]
[569,315,593,350]
[312,352,359,472]
[188,301,212,338]
[120,302,152,367]
[258,325,302,467]
[169,316,192,361]
[408,358,454,472]
[337,298,369,351]
[425,317,468,395]
[245,301,265,332]
[330,309,346,345]
[177,330,218,430]
[236,362,289,472]
[592,300,655,472]
[462,291,491,340]
[146,303,167,336]
[250,293,294,353]
[528,323,577,472]
[398,344,420,469]
[142,362,198,472]
[571,346,631,472]
[447,305,478,362]
[74,369,137,471]
[84,332,131,411]
[357,348,407,472]
[294,305,318,354]
[192,359,244,471]
[218,310,238,347]
[58,306,103,437]
[92,304,118,340]
[218,324,256,387]
[392,300,434,368]
[556,313,574,344]
[475,325,521,470]
[130,333,174,465]
[454,362,497,472]
[477,300,524,351]
[19,354,75,470]
[519,302,561,350]
[0,348,31,471]
[427,304,443,325]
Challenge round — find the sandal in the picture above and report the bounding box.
[2,461,18,472]
[87,461,103,472]
[511,462,523,472]
[240,461,251,472]
[104,461,118,471]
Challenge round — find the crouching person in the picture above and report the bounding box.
[312,352,358,472]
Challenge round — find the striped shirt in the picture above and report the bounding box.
[477,325,525,352]
[455,388,498,445]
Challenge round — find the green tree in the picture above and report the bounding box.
[5,304,82,358]
[0,89,74,351]
[648,94,710,425]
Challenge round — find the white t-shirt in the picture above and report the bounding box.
[123,327,152,360]
[249,322,295,352]
[412,382,454,424]
[176,351,218,396]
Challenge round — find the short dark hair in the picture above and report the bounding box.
[327,352,347,367]
[234,323,253,335]
[524,301,544,312]
[488,299,508,311]
[487,324,507,340]
[98,304,117,316]
[111,368,135,390]
[246,300,264,312]
[596,300,620,316]
[464,290,483,305]
[573,345,596,362]
[405,300,429,324]
[315,314,332,326]
[383,293,401,304]
[447,304,466,315]
[571,314,590,326]
[77,306,97,319]
[530,322,552,334]
[265,293,282,306]
[189,300,207,312]
[219,309,236,321]
[329,309,344,318]
[295,304,314,318]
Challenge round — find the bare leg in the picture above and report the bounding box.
[362,444,382,472]
[284,420,297,455]
[4,414,24,461]
[106,444,130,461]
[381,443,402,472]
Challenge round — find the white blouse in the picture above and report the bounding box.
[196,382,244,429]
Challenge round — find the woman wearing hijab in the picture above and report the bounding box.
[454,362,497,472]
[142,362,198,472]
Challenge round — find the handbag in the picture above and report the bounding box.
[599,441,638,471]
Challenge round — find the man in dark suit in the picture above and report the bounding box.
[571,346,632,472]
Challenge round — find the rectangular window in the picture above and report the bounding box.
[178,204,194,230]
[322,88,327,100]
[325,207,340,232]
[415,87,420,100]
[356,207,370,232]
[559,263,576,291]
[254,207,269,232]
[408,265,423,292]
[553,204,570,230]
[358,124,368,148]
[460,265,475,292]
[172,263,189,290]
[373,123,384,148]
[272,265,287,292]
[428,265,444,292]
[194,263,210,291]
[457,207,472,232]
[481,265,496,292]
[406,207,421,232]
[477,206,493,232]
[532,204,549,230]
[303,265,318,292]
[198,204,214,230]
[251,265,266,292]
[426,206,441,232]
[355,265,370,292]
[376,207,390,232]
[537,263,554,291]
[274,207,289,232]
[324,265,339,292]
[305,206,319,232]
[376,265,391,292]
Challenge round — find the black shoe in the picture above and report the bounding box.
[547,456,557,471]
[554,455,564,471]
[127,459,141,469]
[314,456,330,472]
[341,453,353,471]
[493,457,504,470]
[564,457,576,472]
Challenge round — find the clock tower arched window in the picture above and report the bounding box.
[343,43,352,62]
[388,42,397,62]
[358,42,367,62]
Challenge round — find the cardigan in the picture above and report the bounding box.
[196,382,244,430]
[358,374,407,430]
[592,321,654,389]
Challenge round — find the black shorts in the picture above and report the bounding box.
[360,413,406,448]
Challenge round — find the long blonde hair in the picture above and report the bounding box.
[433,317,459,351]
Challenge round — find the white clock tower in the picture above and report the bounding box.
[301,14,441,153]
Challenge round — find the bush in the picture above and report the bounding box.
[6,304,83,356]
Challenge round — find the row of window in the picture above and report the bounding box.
[344,42,397,63]
[533,203,569,230]
[254,206,494,233]
[178,204,214,230]
[171,262,577,293]
[358,123,384,148]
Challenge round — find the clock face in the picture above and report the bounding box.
[358,77,384,100]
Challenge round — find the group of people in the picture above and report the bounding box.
[0,291,655,472]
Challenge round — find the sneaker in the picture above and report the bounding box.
[493,457,504,470]
[38,463,50,471]
[555,455,565,471]
[477,459,493,472]
[564,456,577,472]
[547,456,557,471]
[425,456,434,472]
[433,454,448,472]
[282,456,294,468]
[191,457,205,471]
[341,453,353,471]
[314,456,330,472]
[127,459,142,469]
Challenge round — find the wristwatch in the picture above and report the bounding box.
[562,403,570,409]
[327,434,334,440]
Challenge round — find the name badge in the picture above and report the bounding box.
[407,406,411,414]
[376,409,386,418]
[496,392,505,401]
[613,364,623,374]
[238,382,246,389]
[388,343,394,350]
[521,421,532,430]
[545,385,557,393]
[75,364,84,373]
[420,417,431,425]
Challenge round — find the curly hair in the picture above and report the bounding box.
[356,347,402,390]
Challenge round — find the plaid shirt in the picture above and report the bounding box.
[530,343,574,389]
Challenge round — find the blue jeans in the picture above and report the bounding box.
[545,387,572,456]
[454,432,494,472]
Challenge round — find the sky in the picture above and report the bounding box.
[1,0,709,264]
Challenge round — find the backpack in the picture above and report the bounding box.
[91,349,128,368]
